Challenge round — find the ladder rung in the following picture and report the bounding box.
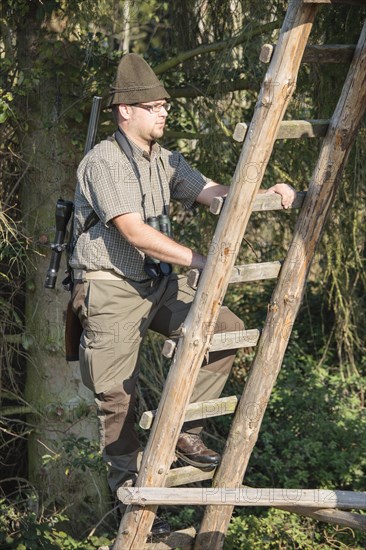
[210,190,306,216]
[140,395,238,430]
[210,329,260,352]
[188,260,283,289]
[260,44,356,65]
[163,329,259,359]
[232,122,248,142]
[144,527,196,549]
[303,44,356,63]
[166,466,215,487]
[259,43,274,63]
[162,339,177,358]
[252,190,306,211]
[233,119,328,143]
[230,260,282,283]
[119,487,366,509]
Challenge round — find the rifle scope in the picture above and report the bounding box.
[44,199,74,289]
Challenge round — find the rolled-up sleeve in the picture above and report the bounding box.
[167,151,210,209]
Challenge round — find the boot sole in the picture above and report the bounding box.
[175,451,220,471]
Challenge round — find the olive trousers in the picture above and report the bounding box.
[72,273,243,492]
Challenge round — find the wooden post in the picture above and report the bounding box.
[279,507,366,532]
[234,120,329,142]
[113,2,317,548]
[261,45,356,65]
[195,21,366,550]
[119,487,366,510]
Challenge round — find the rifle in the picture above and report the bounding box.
[45,96,103,361]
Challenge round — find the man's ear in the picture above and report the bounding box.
[118,103,132,121]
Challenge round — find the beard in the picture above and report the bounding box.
[151,122,165,140]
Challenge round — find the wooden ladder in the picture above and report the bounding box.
[114,1,366,548]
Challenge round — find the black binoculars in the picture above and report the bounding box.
[144,215,173,279]
[44,199,74,289]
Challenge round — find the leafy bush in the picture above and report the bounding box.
[0,501,112,550]
[246,347,366,491]
[225,508,366,549]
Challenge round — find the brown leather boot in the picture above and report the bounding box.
[175,432,221,470]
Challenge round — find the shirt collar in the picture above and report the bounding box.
[117,129,161,161]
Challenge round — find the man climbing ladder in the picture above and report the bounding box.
[69,52,295,528]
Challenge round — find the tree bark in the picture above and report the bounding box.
[16,4,108,521]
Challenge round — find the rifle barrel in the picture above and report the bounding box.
[84,96,103,155]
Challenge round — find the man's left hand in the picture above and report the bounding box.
[265,183,297,209]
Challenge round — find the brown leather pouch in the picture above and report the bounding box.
[65,299,83,361]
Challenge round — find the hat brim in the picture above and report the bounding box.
[107,84,170,108]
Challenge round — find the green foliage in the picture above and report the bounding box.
[0,500,112,549]
[42,435,107,476]
[225,508,365,549]
[0,92,14,124]
[165,505,199,532]
[248,343,366,491]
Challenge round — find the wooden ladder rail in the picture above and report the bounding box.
[195,18,366,550]
[113,1,318,548]
[126,17,366,549]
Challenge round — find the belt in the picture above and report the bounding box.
[73,269,124,281]
[73,269,156,285]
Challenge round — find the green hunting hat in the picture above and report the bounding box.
[107,53,170,107]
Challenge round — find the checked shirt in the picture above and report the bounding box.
[70,132,209,281]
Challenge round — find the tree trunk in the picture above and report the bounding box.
[16,4,109,523]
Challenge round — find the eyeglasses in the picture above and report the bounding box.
[131,102,171,114]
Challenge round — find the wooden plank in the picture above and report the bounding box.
[303,44,356,63]
[268,191,295,212]
[171,471,366,532]
[259,44,274,63]
[144,527,196,549]
[261,44,356,65]
[232,122,248,142]
[167,119,330,142]
[140,395,238,430]
[119,487,366,510]
[117,488,366,533]
[280,506,366,532]
[166,466,215,487]
[277,119,328,139]
[252,190,306,211]
[162,339,176,359]
[233,120,328,143]
[230,261,282,283]
[187,269,201,289]
[165,117,332,142]
[188,260,282,290]
[115,3,318,548]
[210,191,306,215]
[210,329,260,351]
[197,20,366,549]
[163,329,259,359]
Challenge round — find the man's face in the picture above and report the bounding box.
[126,100,169,147]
